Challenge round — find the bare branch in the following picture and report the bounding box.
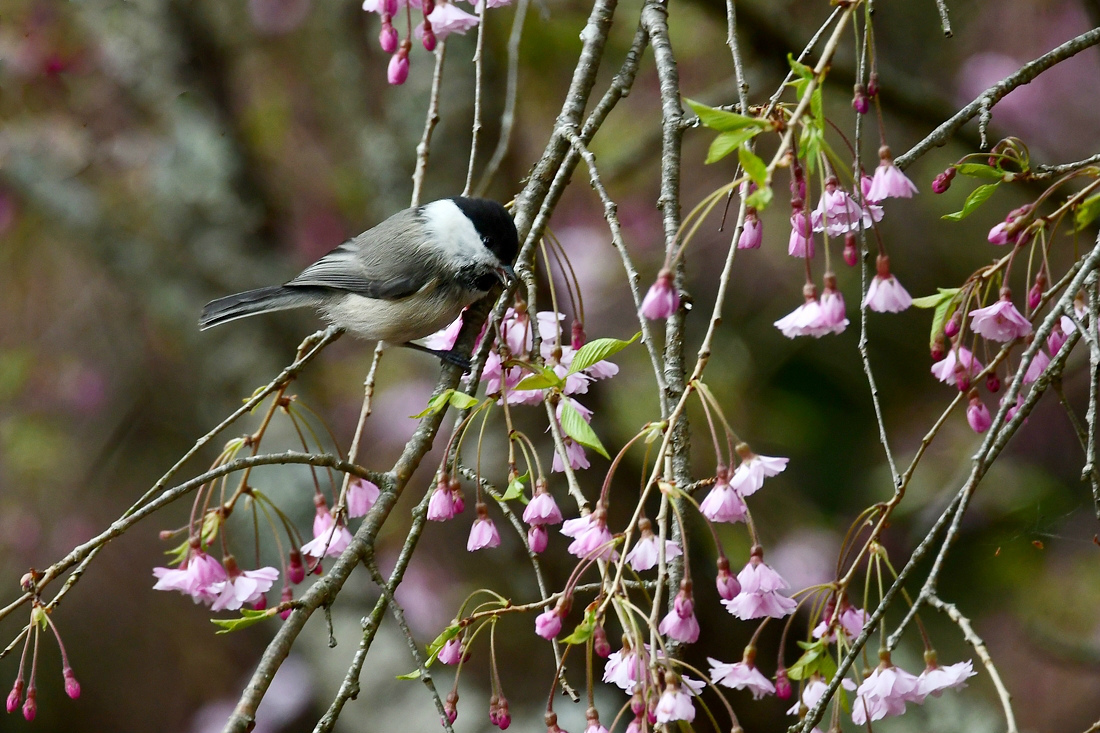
[895,27,1100,169]
[926,593,1017,733]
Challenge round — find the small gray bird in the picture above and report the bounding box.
[199,197,518,366]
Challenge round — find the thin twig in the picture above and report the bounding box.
[933,0,953,37]
[363,556,454,731]
[895,27,1100,170]
[475,0,530,196]
[1086,271,1100,518]
[463,0,488,196]
[1029,152,1100,181]
[561,129,667,396]
[411,43,448,207]
[926,593,1017,733]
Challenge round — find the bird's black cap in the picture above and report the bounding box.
[450,197,519,267]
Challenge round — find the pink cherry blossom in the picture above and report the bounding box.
[708,657,776,699]
[817,281,849,335]
[699,474,748,523]
[787,676,855,715]
[564,509,617,561]
[421,316,464,351]
[211,566,280,611]
[1023,346,1050,384]
[730,450,789,497]
[1002,392,1026,424]
[346,478,380,518]
[535,608,563,639]
[723,554,798,620]
[967,395,992,433]
[301,508,353,559]
[738,212,762,249]
[623,527,682,572]
[814,181,870,236]
[658,588,700,644]
[931,345,984,385]
[427,482,457,521]
[523,489,563,526]
[851,663,923,725]
[812,603,869,642]
[467,503,501,551]
[438,637,463,665]
[969,297,1032,342]
[654,681,695,723]
[774,297,824,338]
[867,156,918,201]
[153,549,227,605]
[424,2,479,39]
[788,211,815,257]
[917,660,976,697]
[603,644,649,693]
[1048,321,1069,354]
[528,525,548,552]
[553,438,590,472]
[640,269,679,320]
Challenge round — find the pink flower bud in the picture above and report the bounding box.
[593,624,611,657]
[444,691,459,724]
[640,269,679,320]
[496,698,511,730]
[63,668,81,699]
[866,71,879,98]
[967,392,992,433]
[22,689,36,722]
[986,373,1001,393]
[6,680,23,713]
[852,84,869,114]
[944,315,960,338]
[843,233,858,266]
[421,23,437,51]
[528,524,548,553]
[285,549,305,584]
[535,607,563,639]
[379,23,398,53]
[716,558,741,601]
[1028,282,1042,310]
[775,668,792,699]
[387,50,409,85]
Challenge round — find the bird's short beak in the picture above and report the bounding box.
[495,264,517,286]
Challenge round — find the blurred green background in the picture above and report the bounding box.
[1,0,1099,731]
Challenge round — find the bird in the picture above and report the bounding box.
[199,196,518,367]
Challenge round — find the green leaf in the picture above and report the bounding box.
[500,471,529,502]
[942,182,999,221]
[788,53,814,81]
[911,287,960,309]
[800,125,823,174]
[560,609,597,645]
[567,333,640,375]
[738,146,767,187]
[411,390,454,418]
[684,98,771,132]
[512,363,564,392]
[954,163,1004,180]
[810,87,824,126]
[448,391,480,410]
[1075,193,1100,231]
[396,669,422,680]
[745,186,773,210]
[212,608,276,634]
[558,402,609,459]
[786,639,827,681]
[705,128,760,164]
[425,624,462,665]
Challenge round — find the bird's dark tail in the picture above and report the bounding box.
[199,286,321,330]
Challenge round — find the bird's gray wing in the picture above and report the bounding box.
[284,208,440,300]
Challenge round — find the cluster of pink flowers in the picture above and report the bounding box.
[153,478,381,615]
[362,0,509,85]
[850,654,976,725]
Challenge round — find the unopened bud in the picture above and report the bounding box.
[63,667,81,699]
[22,689,36,722]
[6,680,23,713]
[843,233,858,267]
